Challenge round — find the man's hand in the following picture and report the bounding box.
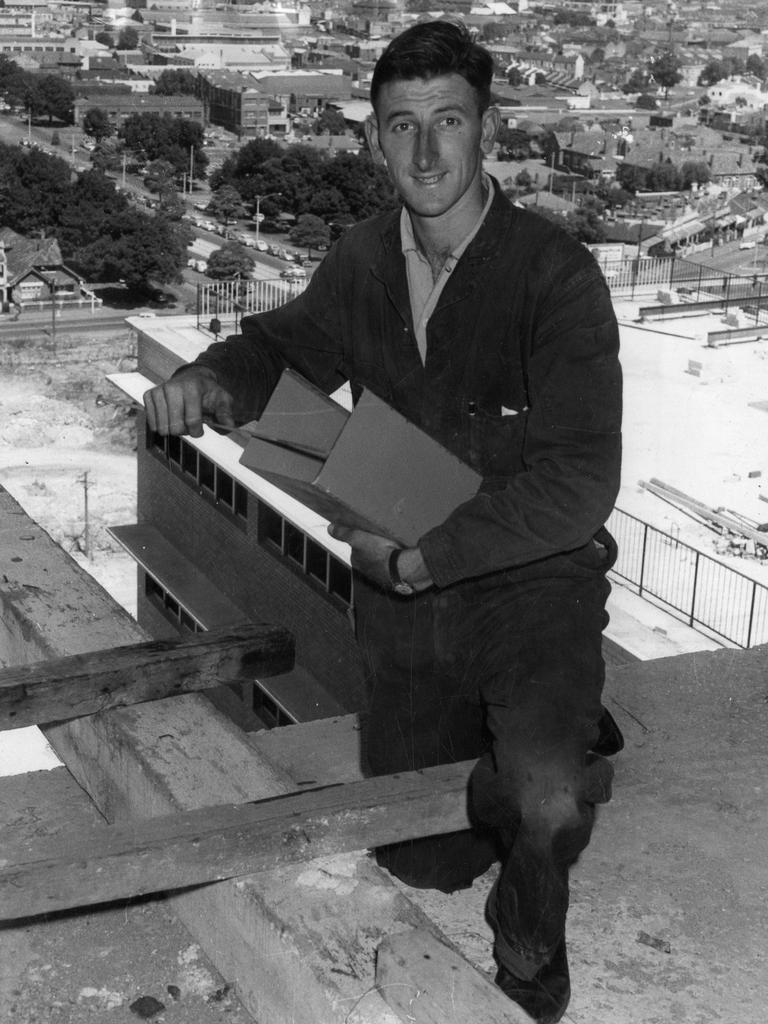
[143,366,235,438]
[328,523,433,593]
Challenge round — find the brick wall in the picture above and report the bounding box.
[136,439,367,712]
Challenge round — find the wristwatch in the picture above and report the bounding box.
[388,547,415,596]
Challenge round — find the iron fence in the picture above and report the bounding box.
[608,507,768,649]
[595,253,768,317]
[196,278,308,332]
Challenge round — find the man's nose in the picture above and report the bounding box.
[413,128,438,169]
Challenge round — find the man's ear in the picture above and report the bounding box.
[480,105,501,155]
[365,115,385,165]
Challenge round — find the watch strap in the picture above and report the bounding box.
[388,547,414,596]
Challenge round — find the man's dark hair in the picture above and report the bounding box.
[370,20,494,114]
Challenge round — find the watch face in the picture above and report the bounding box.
[394,581,414,596]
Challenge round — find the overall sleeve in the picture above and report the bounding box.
[189,245,349,422]
[419,259,622,588]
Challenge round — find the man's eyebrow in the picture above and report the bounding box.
[383,103,469,124]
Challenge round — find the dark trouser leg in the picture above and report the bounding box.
[466,574,613,1002]
[354,579,499,893]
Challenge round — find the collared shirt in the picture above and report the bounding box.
[401,173,494,364]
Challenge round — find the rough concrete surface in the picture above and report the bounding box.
[0,769,255,1024]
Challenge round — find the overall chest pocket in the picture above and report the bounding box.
[467,405,529,478]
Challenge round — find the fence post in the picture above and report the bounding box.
[689,549,700,628]
[639,523,648,597]
[697,262,703,300]
[747,582,757,649]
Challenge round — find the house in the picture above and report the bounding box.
[0,230,86,312]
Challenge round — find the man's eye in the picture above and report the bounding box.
[392,122,413,133]
[441,117,461,128]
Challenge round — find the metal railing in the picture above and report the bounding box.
[596,253,768,312]
[608,507,768,649]
[196,278,308,332]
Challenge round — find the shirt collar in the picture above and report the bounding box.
[400,172,494,260]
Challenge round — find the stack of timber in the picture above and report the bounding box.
[0,487,530,1024]
[640,478,768,561]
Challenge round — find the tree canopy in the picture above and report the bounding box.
[289,214,331,256]
[206,184,246,224]
[212,140,395,222]
[0,141,188,290]
[649,49,682,97]
[75,208,188,291]
[206,242,255,280]
[83,106,114,142]
[152,69,199,97]
[0,57,74,123]
[119,112,207,179]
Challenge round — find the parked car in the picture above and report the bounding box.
[739,240,756,250]
[280,267,307,280]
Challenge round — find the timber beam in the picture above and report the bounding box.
[0,760,473,921]
[0,621,294,730]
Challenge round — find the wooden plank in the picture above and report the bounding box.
[45,696,437,1024]
[0,621,295,730]
[0,760,473,921]
[376,928,531,1024]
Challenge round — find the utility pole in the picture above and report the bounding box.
[78,471,91,560]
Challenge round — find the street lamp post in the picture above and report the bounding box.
[254,192,282,249]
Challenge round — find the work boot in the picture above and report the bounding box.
[495,939,571,1024]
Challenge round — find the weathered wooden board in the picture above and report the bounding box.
[0,621,294,730]
[0,760,474,921]
[376,928,532,1024]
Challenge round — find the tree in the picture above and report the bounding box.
[206,242,255,280]
[143,159,177,195]
[650,49,682,98]
[116,26,139,50]
[496,125,531,161]
[152,69,198,97]
[697,59,728,87]
[206,184,246,224]
[90,137,125,173]
[515,169,533,193]
[622,67,652,94]
[37,75,74,124]
[0,142,73,236]
[563,198,607,244]
[83,106,114,142]
[616,163,648,193]
[646,160,681,191]
[74,208,187,290]
[507,66,523,87]
[680,160,711,190]
[289,213,331,256]
[119,113,207,179]
[746,54,766,80]
[95,30,114,48]
[313,108,347,135]
[57,169,129,255]
[636,93,658,110]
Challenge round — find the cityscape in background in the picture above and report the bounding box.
[0,0,767,666]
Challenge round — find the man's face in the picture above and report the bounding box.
[366,73,499,222]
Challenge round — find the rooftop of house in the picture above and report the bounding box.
[0,229,63,282]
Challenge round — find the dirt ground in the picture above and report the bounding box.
[0,326,139,615]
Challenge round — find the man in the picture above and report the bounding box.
[144,20,622,1023]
